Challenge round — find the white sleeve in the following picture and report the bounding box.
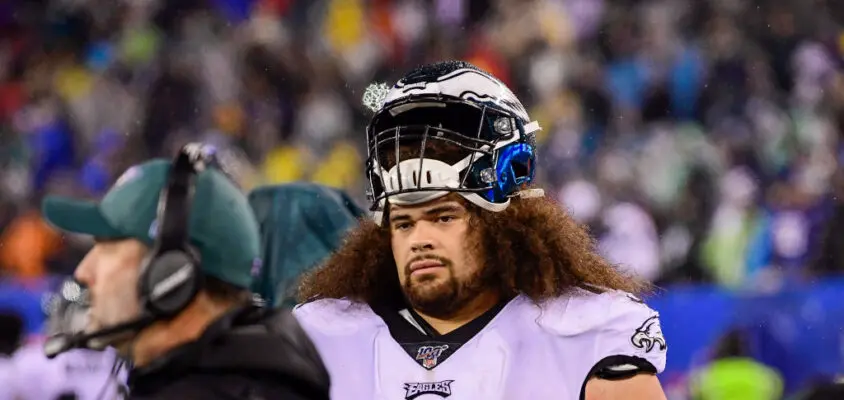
[586,291,667,374]
[539,290,667,376]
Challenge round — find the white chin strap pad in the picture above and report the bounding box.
[372,157,540,226]
[381,158,459,205]
[380,157,500,209]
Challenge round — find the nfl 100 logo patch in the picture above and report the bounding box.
[415,344,449,369]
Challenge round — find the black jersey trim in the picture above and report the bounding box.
[372,300,509,370]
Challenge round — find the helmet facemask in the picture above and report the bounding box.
[365,96,542,222]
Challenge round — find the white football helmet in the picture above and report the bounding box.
[364,60,543,220]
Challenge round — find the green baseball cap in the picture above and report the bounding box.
[41,159,261,288]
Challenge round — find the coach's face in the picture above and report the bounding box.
[74,238,145,346]
[389,196,486,317]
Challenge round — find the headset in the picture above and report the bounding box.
[45,144,217,359]
[136,146,205,318]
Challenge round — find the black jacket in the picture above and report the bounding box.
[126,305,330,399]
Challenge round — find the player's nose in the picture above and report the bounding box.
[409,222,437,252]
[410,241,435,252]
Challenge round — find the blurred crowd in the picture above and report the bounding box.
[0,0,843,292]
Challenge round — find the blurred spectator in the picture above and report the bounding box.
[0,209,61,280]
[690,328,784,400]
[0,0,841,295]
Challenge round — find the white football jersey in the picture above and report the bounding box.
[0,356,17,400]
[294,289,667,400]
[10,340,125,400]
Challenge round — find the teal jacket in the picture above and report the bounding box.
[248,183,365,308]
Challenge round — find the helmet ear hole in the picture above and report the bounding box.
[511,162,528,180]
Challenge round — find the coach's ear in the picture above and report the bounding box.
[584,374,667,400]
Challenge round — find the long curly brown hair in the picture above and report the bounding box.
[297,194,649,306]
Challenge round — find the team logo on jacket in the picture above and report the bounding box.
[631,316,667,353]
[404,380,454,399]
[415,344,449,369]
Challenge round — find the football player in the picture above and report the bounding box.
[293,60,668,400]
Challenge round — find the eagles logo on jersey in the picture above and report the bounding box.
[631,316,667,353]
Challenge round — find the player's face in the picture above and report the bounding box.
[389,197,486,317]
[74,238,145,345]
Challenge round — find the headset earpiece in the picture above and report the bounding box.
[137,146,209,320]
[139,248,202,318]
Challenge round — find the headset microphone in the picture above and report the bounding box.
[43,314,156,359]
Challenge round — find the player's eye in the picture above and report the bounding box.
[393,222,412,231]
[437,215,456,223]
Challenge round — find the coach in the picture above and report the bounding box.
[40,145,330,399]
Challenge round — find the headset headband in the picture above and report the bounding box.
[155,149,201,252]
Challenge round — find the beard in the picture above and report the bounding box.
[402,255,494,319]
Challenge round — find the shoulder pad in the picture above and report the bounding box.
[537,290,667,373]
[536,290,649,335]
[292,298,382,335]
